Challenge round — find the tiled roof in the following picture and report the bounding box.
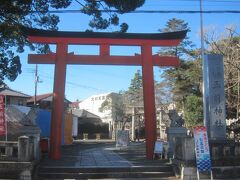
[27,93,53,103]
[0,87,31,98]
[27,93,71,103]
[72,109,100,119]
[3,105,40,140]
[5,105,36,126]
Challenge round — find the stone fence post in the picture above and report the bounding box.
[5,144,13,157]
[18,136,30,162]
[29,136,34,161]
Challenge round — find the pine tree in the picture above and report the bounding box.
[159,18,203,127]
[158,18,195,58]
[126,70,143,106]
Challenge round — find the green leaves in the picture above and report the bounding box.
[0,0,66,86]
[50,0,71,9]
[0,52,21,84]
[126,70,143,106]
[184,95,203,127]
[81,0,145,32]
[159,18,203,127]
[158,18,195,59]
[104,0,145,13]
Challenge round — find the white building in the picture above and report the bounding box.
[78,92,121,138]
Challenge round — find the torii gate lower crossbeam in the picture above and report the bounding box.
[25,28,187,160]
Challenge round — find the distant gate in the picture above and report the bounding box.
[25,28,186,160]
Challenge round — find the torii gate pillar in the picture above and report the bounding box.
[25,28,187,160]
[142,44,156,158]
[50,43,67,159]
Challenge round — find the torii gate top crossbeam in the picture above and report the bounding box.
[25,28,187,66]
[24,27,187,46]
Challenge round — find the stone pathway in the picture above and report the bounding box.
[39,145,133,168]
[80,148,133,167]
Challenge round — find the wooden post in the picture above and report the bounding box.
[141,44,157,160]
[49,43,67,159]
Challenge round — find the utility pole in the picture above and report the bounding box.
[200,0,208,128]
[34,64,42,106]
[34,64,38,105]
[237,46,240,120]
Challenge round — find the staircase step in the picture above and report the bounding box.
[37,165,175,179]
[38,171,174,179]
[38,165,172,174]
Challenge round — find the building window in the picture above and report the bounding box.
[102,96,105,100]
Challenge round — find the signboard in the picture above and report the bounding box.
[116,130,129,147]
[154,140,163,154]
[204,54,226,139]
[193,126,211,172]
[0,95,5,136]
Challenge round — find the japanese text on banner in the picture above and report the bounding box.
[194,126,211,172]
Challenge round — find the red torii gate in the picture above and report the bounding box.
[25,28,186,160]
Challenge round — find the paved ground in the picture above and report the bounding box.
[39,140,169,168]
[36,140,240,180]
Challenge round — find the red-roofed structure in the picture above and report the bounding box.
[69,101,81,110]
[25,27,187,160]
[27,93,70,109]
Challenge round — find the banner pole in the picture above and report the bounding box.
[197,169,200,180]
[210,170,213,180]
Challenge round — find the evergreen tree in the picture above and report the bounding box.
[184,95,203,128]
[126,70,143,106]
[159,18,203,127]
[158,18,195,58]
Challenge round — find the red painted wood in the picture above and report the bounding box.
[152,55,180,66]
[67,54,141,65]
[28,54,56,64]
[141,45,157,160]
[28,53,180,66]
[27,31,184,160]
[49,43,67,160]
[28,36,182,46]
[100,44,110,56]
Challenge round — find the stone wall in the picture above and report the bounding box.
[172,137,240,179]
[210,139,240,166]
[0,136,39,180]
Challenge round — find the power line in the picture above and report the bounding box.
[39,73,108,92]
[30,9,240,14]
[149,0,240,2]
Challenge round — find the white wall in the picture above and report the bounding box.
[72,115,78,137]
[79,92,114,124]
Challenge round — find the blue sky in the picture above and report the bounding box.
[6,0,240,102]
